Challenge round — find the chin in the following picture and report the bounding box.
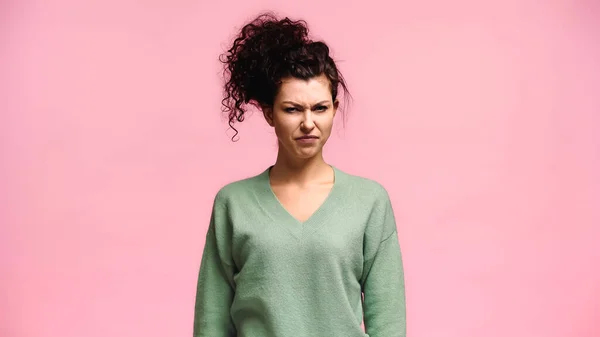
[295,149,320,159]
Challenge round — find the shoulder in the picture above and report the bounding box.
[212,168,266,206]
[335,166,391,202]
[337,167,398,246]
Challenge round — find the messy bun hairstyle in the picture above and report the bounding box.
[219,12,351,141]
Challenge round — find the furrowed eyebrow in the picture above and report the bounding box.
[281,100,331,108]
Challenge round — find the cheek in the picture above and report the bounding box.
[317,115,334,132]
[273,118,296,138]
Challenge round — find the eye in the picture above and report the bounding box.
[284,107,297,113]
[315,105,328,112]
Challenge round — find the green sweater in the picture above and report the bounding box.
[193,166,406,337]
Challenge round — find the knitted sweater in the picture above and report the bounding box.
[193,165,406,337]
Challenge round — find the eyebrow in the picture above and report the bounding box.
[281,100,331,107]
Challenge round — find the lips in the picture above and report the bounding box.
[296,135,318,140]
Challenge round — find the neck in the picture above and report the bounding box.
[270,149,332,186]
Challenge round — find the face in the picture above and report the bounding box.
[263,74,339,161]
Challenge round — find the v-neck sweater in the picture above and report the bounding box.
[193,166,406,337]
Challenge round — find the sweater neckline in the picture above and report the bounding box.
[258,164,342,238]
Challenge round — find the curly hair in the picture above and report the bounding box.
[219,12,351,141]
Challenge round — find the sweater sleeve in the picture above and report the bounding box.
[193,195,236,337]
[361,190,406,337]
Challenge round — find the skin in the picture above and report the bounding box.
[262,73,340,222]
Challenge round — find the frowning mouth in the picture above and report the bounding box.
[295,135,319,144]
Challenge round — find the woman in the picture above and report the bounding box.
[193,12,406,337]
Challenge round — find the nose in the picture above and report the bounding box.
[301,112,315,130]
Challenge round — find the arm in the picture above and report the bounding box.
[193,196,236,337]
[361,190,406,337]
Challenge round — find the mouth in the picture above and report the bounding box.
[295,135,319,144]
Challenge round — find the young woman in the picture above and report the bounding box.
[193,12,406,337]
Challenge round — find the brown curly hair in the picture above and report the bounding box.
[219,12,351,141]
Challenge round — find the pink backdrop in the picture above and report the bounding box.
[2,0,599,336]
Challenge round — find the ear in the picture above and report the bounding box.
[333,99,339,117]
[262,105,275,127]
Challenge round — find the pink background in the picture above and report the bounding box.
[2,0,599,336]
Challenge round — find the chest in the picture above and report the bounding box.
[230,202,368,282]
[228,184,372,283]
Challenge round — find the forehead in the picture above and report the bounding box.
[275,74,332,104]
